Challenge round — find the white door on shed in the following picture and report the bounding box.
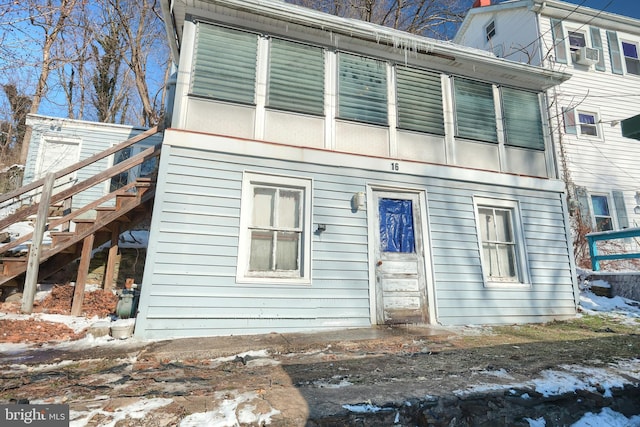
[373,191,429,324]
[35,136,80,191]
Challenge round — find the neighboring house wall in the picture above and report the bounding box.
[456,0,640,236]
[24,115,162,210]
[135,0,578,339]
[455,3,542,64]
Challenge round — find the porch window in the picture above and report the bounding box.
[267,38,325,115]
[501,87,544,150]
[338,52,388,125]
[191,23,258,104]
[474,197,529,286]
[454,77,497,143]
[237,172,312,283]
[395,66,444,135]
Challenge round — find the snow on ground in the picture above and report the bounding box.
[179,391,280,427]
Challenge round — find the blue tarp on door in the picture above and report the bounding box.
[379,198,415,253]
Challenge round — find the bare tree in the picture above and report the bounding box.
[0,85,31,166]
[18,0,79,164]
[105,0,170,127]
[91,15,127,123]
[286,0,470,40]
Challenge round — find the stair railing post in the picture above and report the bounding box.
[21,172,55,314]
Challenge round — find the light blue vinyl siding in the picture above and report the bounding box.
[453,77,497,143]
[501,87,544,150]
[192,23,258,104]
[427,184,574,325]
[338,52,388,125]
[267,38,324,115]
[135,135,576,339]
[395,66,444,135]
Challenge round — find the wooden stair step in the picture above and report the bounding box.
[95,206,116,220]
[116,193,137,210]
[49,231,77,253]
[73,218,98,235]
[96,206,131,223]
[1,257,26,276]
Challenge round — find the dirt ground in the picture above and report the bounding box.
[0,285,118,343]
[0,308,639,425]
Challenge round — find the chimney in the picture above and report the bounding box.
[473,0,491,7]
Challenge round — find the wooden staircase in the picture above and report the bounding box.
[0,126,162,314]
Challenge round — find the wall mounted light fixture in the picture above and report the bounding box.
[352,192,365,211]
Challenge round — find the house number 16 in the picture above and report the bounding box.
[391,162,399,171]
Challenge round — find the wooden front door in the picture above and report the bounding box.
[373,191,428,324]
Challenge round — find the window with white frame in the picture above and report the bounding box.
[191,23,258,104]
[590,194,614,231]
[568,31,586,52]
[395,65,444,135]
[474,197,529,285]
[501,87,544,150]
[454,77,497,143]
[237,172,312,283]
[267,38,325,115]
[485,20,496,42]
[622,41,640,75]
[338,52,388,125]
[577,111,599,136]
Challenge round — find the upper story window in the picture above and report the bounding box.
[338,52,388,125]
[395,66,444,135]
[453,77,497,143]
[191,23,258,104]
[563,107,600,138]
[501,87,544,150]
[267,38,325,115]
[568,31,586,52]
[485,20,496,42]
[622,41,640,75]
[578,111,599,136]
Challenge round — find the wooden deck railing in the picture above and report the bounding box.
[0,126,161,235]
[0,125,163,313]
[586,227,640,271]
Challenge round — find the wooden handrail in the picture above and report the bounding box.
[0,139,161,232]
[0,180,141,254]
[0,125,161,206]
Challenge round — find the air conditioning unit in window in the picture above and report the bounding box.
[575,46,599,66]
